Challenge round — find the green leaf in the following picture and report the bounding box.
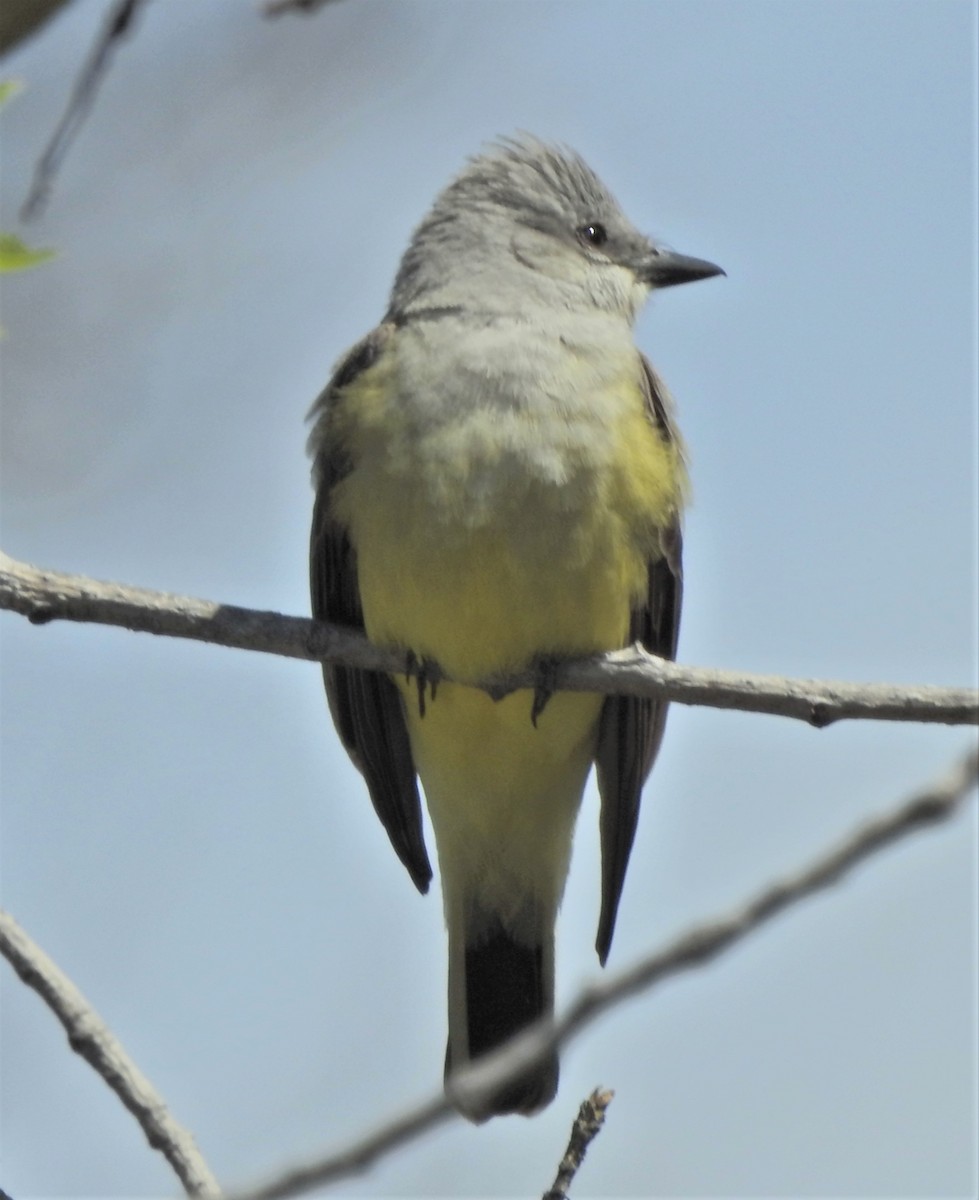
[0,233,56,272]
[0,80,24,109]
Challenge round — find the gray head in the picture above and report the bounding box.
[388,136,723,323]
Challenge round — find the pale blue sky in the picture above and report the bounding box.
[1,2,976,1196]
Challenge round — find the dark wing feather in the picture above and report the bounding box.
[308,326,432,894]
[594,354,684,962]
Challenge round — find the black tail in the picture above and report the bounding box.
[445,917,558,1119]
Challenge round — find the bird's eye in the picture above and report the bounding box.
[577,222,608,247]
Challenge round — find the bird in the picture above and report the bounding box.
[308,135,723,1119]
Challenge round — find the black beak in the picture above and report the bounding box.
[641,249,725,289]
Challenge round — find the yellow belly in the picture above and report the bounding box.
[333,394,681,676]
[341,475,650,923]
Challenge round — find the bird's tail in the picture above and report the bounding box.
[444,900,558,1120]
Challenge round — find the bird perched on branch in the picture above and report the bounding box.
[308,136,723,1118]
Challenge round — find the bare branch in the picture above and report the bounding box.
[542,1088,614,1200]
[263,0,345,14]
[0,908,221,1197]
[228,1095,453,1200]
[20,0,150,220]
[231,748,977,1200]
[2,551,975,727]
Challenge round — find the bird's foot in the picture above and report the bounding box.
[530,656,562,727]
[405,651,442,718]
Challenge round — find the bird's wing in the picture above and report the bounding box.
[308,325,432,893]
[594,353,684,962]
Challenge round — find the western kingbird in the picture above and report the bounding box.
[308,136,722,1118]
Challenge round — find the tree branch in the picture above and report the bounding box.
[2,551,975,727]
[263,0,345,14]
[230,746,978,1200]
[0,908,221,1197]
[20,0,149,220]
[542,1088,614,1200]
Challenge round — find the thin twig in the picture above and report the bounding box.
[227,1095,454,1200]
[263,0,344,14]
[1,551,975,727]
[0,909,221,1197]
[231,747,977,1200]
[21,0,150,220]
[542,1088,614,1200]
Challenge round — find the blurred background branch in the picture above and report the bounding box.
[0,908,220,1197]
[3,728,973,1198]
[229,746,978,1199]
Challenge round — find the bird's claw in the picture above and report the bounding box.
[530,656,561,727]
[405,651,442,718]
